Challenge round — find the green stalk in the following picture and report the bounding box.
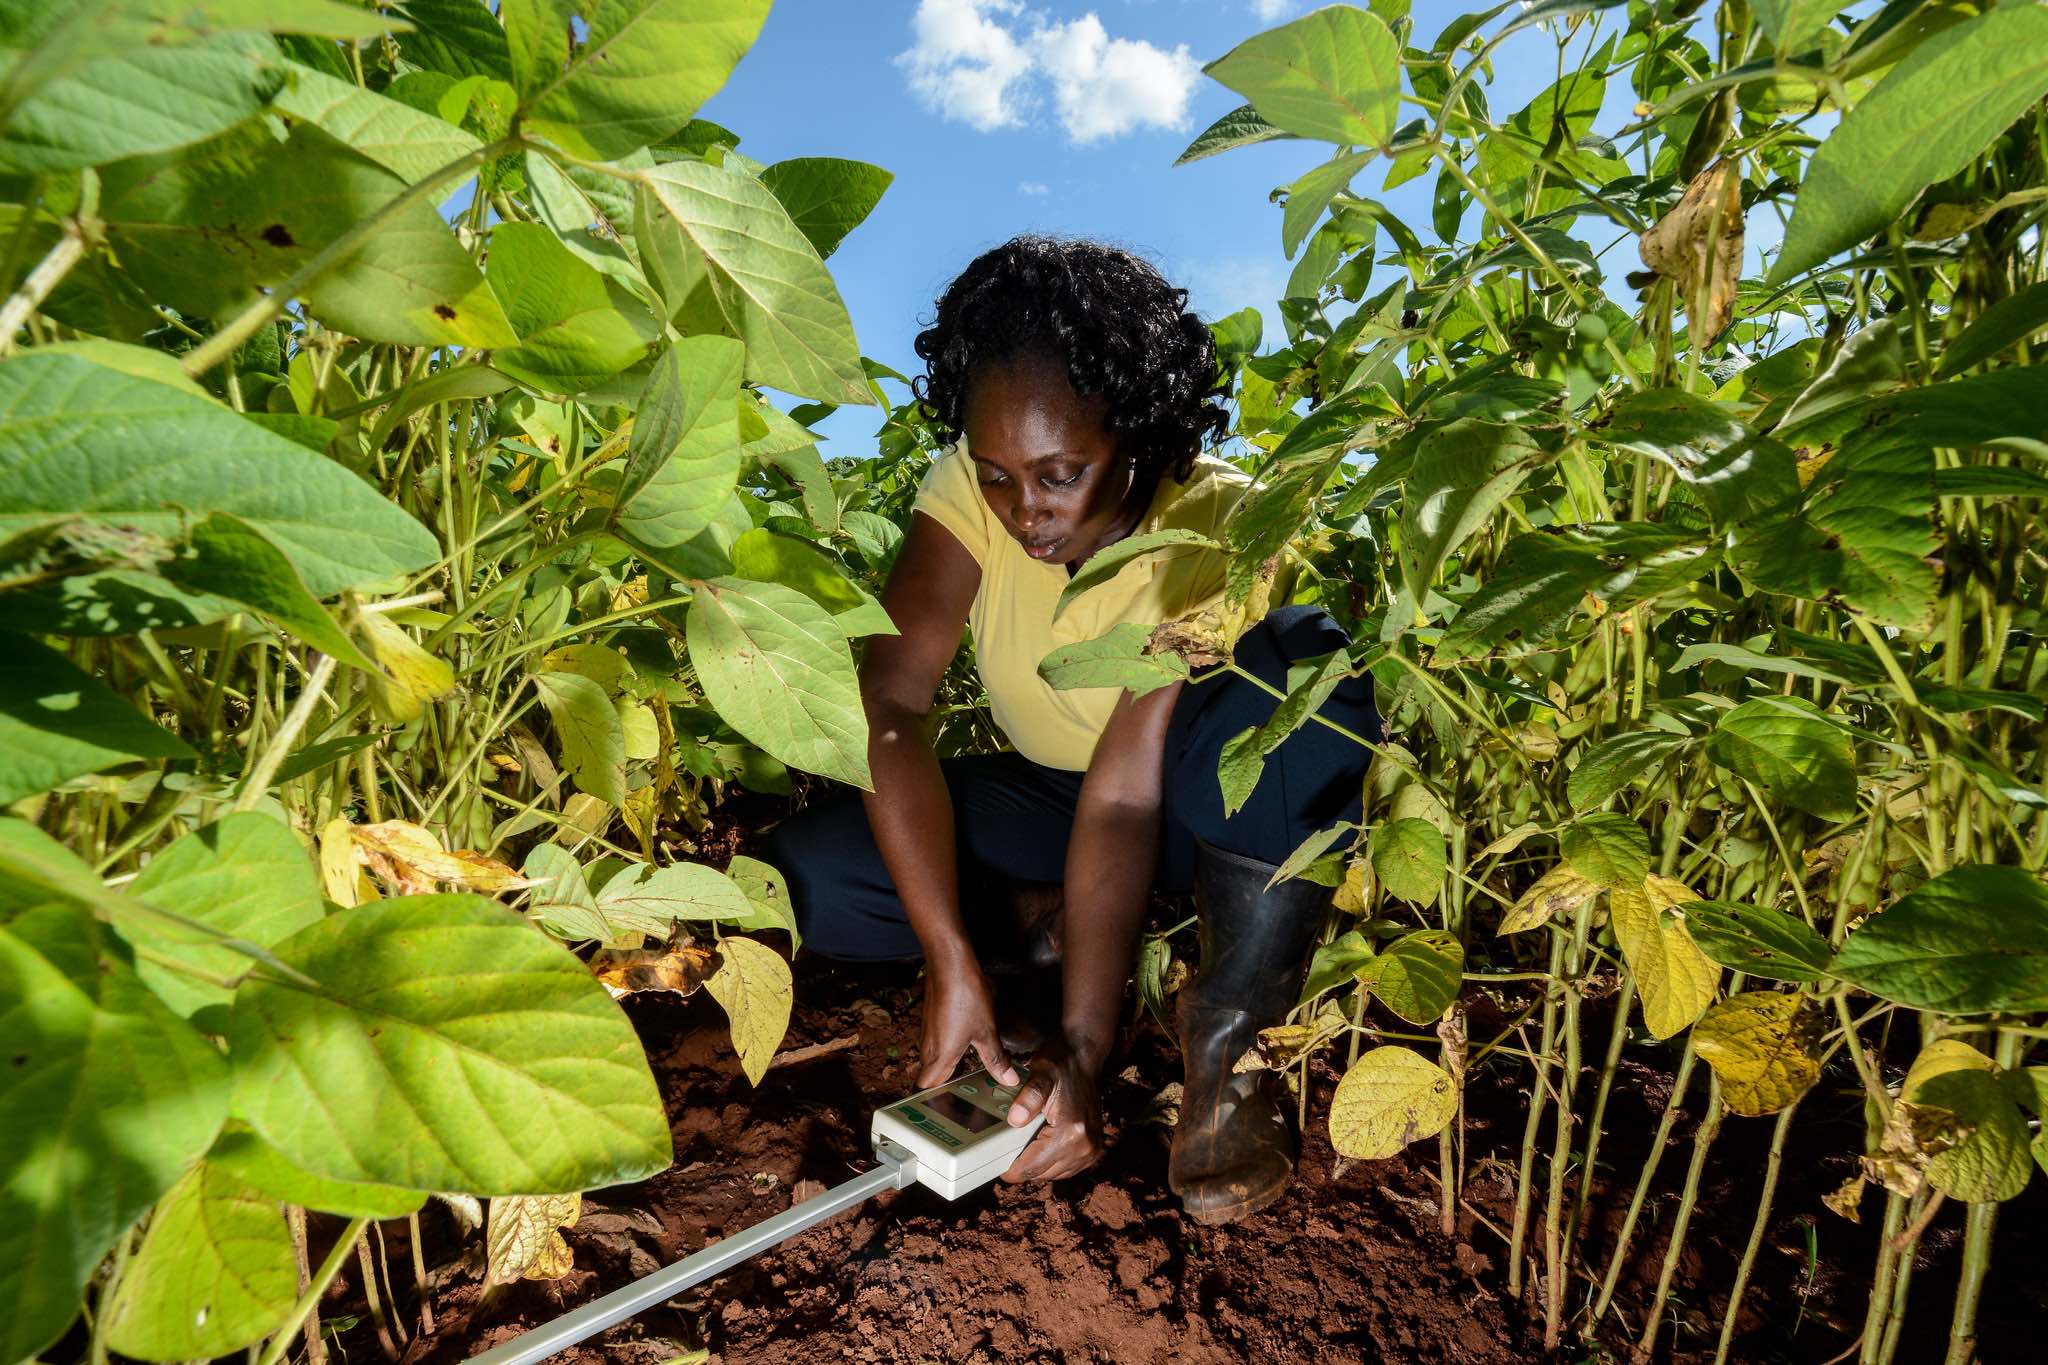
[1635,1077,1727,1358]
[1542,899,1593,1349]
[1944,1029,2023,1364]
[257,1217,368,1365]
[1876,1188,1931,1365]
[1713,1102,1799,1365]
[1508,928,1568,1300]
[1591,1043,1700,1324]
[1860,1191,1909,1365]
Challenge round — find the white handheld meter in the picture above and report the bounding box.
[870,1069,1046,1198]
[466,1069,1046,1365]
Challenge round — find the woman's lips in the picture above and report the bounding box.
[1019,535,1066,560]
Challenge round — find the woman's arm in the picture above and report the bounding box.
[860,512,1017,1087]
[1003,679,1181,1180]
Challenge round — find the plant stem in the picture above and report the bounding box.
[232,653,339,813]
[1861,1191,1908,1365]
[1713,1102,1799,1365]
[1944,1029,2022,1363]
[287,1205,326,1365]
[1509,928,1568,1299]
[1634,1077,1727,1360]
[1542,901,1592,1349]
[0,217,85,352]
[1592,1044,1700,1324]
[258,1217,368,1365]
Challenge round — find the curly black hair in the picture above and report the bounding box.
[910,236,1229,484]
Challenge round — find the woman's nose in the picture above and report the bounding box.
[1013,492,1047,531]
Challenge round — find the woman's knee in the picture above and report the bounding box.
[761,795,919,962]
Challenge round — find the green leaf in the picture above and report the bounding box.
[1055,528,1218,622]
[1683,901,1833,985]
[1217,726,1264,820]
[1444,524,1717,656]
[636,157,872,405]
[1400,420,1542,612]
[532,670,628,807]
[487,222,658,393]
[758,157,893,259]
[520,844,612,942]
[1173,101,1296,165]
[102,1161,296,1359]
[1771,5,2048,282]
[1601,390,1800,526]
[1368,818,1446,907]
[1281,150,1373,258]
[1752,0,1843,52]
[1204,5,1402,149]
[1038,621,1190,698]
[596,861,755,936]
[0,631,194,804]
[1300,928,1374,1005]
[1692,991,1825,1117]
[727,854,799,949]
[729,528,895,638]
[1561,813,1650,889]
[612,336,745,547]
[1831,865,2048,1014]
[272,58,481,183]
[1669,642,1854,687]
[685,578,870,788]
[0,28,285,174]
[516,0,772,160]
[0,354,438,632]
[1362,928,1462,1024]
[704,934,791,1086]
[1936,282,2048,380]
[1328,1045,1456,1159]
[164,513,380,671]
[1907,1043,2035,1204]
[115,813,324,1018]
[0,905,231,1365]
[1567,729,1688,811]
[206,1123,424,1219]
[1703,696,1857,821]
[225,894,673,1194]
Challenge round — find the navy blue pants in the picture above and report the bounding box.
[766,607,1382,962]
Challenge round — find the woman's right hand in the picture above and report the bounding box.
[916,960,1019,1089]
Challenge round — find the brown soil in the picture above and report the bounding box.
[327,955,2048,1365]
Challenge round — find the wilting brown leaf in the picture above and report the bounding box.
[1640,159,1744,345]
[1823,1172,1868,1223]
[1233,1003,1348,1074]
[486,1193,580,1285]
[592,941,720,999]
[350,820,532,895]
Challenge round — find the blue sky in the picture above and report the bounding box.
[698,2,1610,459]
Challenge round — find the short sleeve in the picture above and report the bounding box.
[911,444,991,566]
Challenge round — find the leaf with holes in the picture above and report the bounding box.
[1692,991,1826,1116]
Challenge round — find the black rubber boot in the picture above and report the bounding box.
[1169,839,1332,1225]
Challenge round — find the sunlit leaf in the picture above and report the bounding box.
[487,1193,580,1284]
[704,935,792,1086]
[1610,876,1720,1039]
[102,1161,296,1359]
[1692,991,1825,1117]
[1831,865,2048,1014]
[1328,1046,1456,1160]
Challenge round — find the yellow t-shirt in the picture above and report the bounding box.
[911,443,1251,771]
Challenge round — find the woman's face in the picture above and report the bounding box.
[961,358,1147,568]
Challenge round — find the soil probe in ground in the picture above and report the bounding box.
[464,1070,1046,1364]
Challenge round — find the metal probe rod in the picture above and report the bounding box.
[464,1151,917,1365]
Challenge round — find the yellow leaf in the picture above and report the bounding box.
[354,610,455,724]
[620,785,658,855]
[486,1193,580,1285]
[1639,158,1743,344]
[1233,1002,1348,1074]
[541,642,631,693]
[705,936,793,1087]
[1328,1046,1457,1160]
[318,818,374,907]
[1692,990,1824,1116]
[1498,864,1600,935]
[591,941,719,999]
[619,700,660,761]
[1610,876,1720,1039]
[1332,856,1370,914]
[552,793,614,844]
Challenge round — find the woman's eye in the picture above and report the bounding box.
[1044,471,1082,488]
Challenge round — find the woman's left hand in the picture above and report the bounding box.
[1000,1036,1105,1183]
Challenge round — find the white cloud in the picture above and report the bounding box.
[1031,14,1199,143]
[1250,0,1295,20]
[895,0,1036,132]
[1018,180,1050,195]
[896,2,1199,144]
